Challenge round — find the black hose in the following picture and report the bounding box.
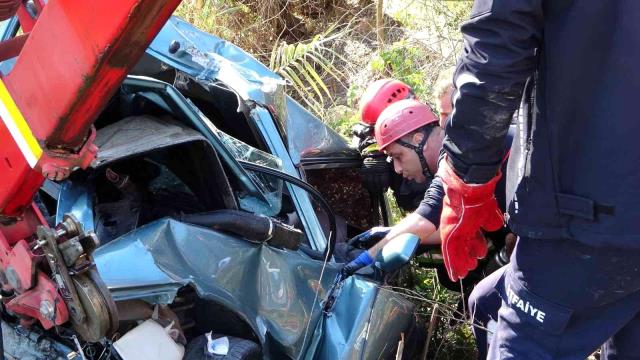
[238,161,337,261]
[178,209,303,251]
[179,210,272,241]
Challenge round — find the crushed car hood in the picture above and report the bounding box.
[93,218,342,358]
[92,219,414,359]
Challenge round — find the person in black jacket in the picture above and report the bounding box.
[437,1,640,358]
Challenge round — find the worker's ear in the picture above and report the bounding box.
[411,132,424,145]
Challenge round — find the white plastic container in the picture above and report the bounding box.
[114,319,185,360]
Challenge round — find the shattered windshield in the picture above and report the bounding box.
[215,130,285,215]
[215,129,282,171]
[195,108,284,215]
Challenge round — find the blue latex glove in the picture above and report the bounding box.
[341,251,374,277]
[348,226,391,249]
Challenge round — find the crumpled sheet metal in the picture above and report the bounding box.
[305,276,377,360]
[94,218,417,359]
[306,278,415,360]
[146,16,359,165]
[147,16,283,103]
[93,115,205,167]
[94,218,344,359]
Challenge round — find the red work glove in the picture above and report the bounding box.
[439,160,504,281]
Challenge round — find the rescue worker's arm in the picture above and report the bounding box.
[445,0,543,182]
[436,0,544,282]
[366,176,445,257]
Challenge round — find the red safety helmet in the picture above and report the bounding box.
[359,79,413,125]
[375,99,439,178]
[374,99,438,151]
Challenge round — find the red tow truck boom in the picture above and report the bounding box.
[0,0,181,340]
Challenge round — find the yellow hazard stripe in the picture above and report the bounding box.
[0,79,42,168]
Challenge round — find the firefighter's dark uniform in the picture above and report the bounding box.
[444,1,640,358]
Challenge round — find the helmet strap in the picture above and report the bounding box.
[397,125,436,179]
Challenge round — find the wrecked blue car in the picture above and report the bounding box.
[0,16,425,360]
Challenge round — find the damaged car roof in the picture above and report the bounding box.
[141,16,361,166]
[93,115,206,167]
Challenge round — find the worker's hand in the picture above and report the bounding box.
[439,160,504,282]
[348,226,391,249]
[341,252,374,277]
[360,153,391,193]
[334,227,390,263]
